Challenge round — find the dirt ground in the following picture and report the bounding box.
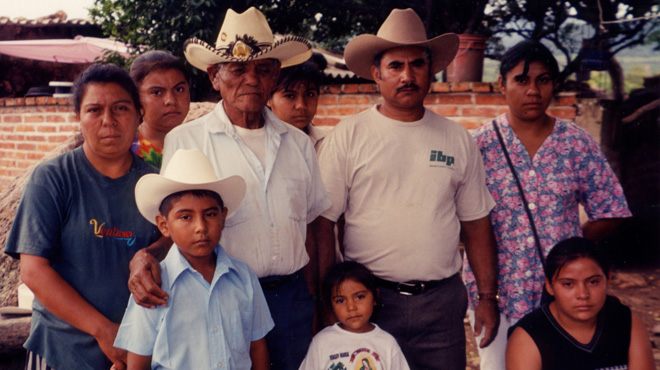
[465,267,660,369]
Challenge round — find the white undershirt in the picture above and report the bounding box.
[233,125,267,169]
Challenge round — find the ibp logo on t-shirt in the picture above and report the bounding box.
[429,150,455,168]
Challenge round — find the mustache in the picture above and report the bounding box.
[396,83,421,93]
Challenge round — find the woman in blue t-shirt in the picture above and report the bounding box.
[5,64,164,370]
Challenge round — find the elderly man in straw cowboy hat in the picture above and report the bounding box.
[316,8,500,369]
[127,7,331,370]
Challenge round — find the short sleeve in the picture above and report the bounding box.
[114,296,163,356]
[248,268,275,341]
[317,124,349,222]
[5,166,65,259]
[454,131,495,221]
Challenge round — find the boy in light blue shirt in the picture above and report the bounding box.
[114,148,273,370]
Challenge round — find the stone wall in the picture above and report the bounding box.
[0,82,578,190]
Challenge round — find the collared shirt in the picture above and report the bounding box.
[161,103,331,277]
[463,114,631,320]
[114,245,274,370]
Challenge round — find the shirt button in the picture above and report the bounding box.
[529,170,536,176]
[527,236,535,244]
[217,362,223,368]
[213,327,218,332]
[272,256,277,261]
[528,203,536,210]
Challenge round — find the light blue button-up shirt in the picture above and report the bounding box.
[161,103,332,277]
[115,244,274,370]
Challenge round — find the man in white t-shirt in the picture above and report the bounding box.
[317,9,499,370]
[127,8,331,370]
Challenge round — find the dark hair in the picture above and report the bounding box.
[73,63,141,114]
[545,237,610,283]
[158,189,224,218]
[274,60,324,94]
[322,261,378,309]
[129,50,189,86]
[499,40,559,82]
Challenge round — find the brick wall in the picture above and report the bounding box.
[0,82,577,190]
[316,82,577,129]
[0,97,78,186]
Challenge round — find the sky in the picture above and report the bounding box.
[2,0,95,20]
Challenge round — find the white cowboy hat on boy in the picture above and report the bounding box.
[344,8,460,80]
[135,149,246,224]
[184,7,313,71]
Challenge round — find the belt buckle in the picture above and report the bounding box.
[397,281,424,296]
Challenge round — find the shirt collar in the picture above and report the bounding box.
[162,243,238,290]
[206,101,290,136]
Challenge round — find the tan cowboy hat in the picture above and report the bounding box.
[184,7,313,71]
[135,149,246,224]
[344,8,460,80]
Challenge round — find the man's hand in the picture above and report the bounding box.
[473,299,500,348]
[128,248,168,308]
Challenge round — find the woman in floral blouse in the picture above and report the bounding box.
[462,40,632,370]
[130,50,190,168]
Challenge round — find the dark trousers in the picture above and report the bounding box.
[261,271,314,370]
[372,273,468,370]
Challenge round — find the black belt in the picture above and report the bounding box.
[259,270,302,290]
[375,273,457,296]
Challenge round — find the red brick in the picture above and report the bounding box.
[339,96,370,105]
[68,115,79,122]
[16,160,33,169]
[472,83,493,93]
[38,125,58,133]
[475,94,507,105]
[26,135,47,142]
[549,107,577,120]
[423,96,439,105]
[431,82,450,92]
[46,97,57,105]
[326,85,341,94]
[48,135,69,143]
[24,116,44,123]
[57,106,74,112]
[46,115,66,123]
[450,82,471,92]
[25,97,36,105]
[38,144,58,151]
[0,159,16,167]
[3,115,22,123]
[36,97,50,105]
[554,94,576,106]
[314,117,340,126]
[315,107,326,116]
[359,84,379,93]
[428,106,459,116]
[461,106,498,117]
[16,125,36,132]
[436,95,472,104]
[7,134,25,141]
[0,142,15,149]
[325,106,357,116]
[343,84,359,93]
[497,107,509,115]
[318,95,338,105]
[27,152,47,160]
[17,143,36,151]
[5,98,22,107]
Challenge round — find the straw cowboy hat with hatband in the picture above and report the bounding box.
[135,149,246,225]
[184,7,313,72]
[344,8,460,80]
